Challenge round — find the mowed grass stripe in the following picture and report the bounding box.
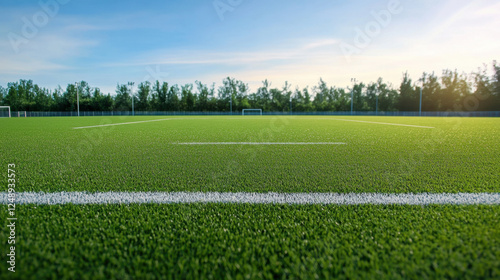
[3,192,500,205]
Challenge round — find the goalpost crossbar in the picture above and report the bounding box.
[0,106,11,118]
[242,109,262,116]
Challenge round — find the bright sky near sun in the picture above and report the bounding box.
[1,0,498,94]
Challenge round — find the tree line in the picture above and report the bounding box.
[1,62,499,113]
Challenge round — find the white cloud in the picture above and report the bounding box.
[0,33,97,75]
[302,39,340,50]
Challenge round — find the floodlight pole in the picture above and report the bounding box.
[419,85,423,117]
[351,88,353,115]
[75,82,80,117]
[350,78,357,115]
[129,82,135,116]
[290,95,292,115]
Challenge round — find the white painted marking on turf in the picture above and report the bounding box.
[174,142,347,145]
[2,192,499,205]
[325,118,435,129]
[73,118,175,129]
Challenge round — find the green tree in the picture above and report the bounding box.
[375,78,398,112]
[269,87,284,112]
[153,81,168,111]
[255,80,271,111]
[313,79,330,111]
[90,88,112,111]
[419,73,441,111]
[302,87,313,112]
[2,61,499,113]
[114,84,131,111]
[333,88,351,111]
[456,72,472,110]
[75,81,92,111]
[468,65,500,111]
[398,72,418,111]
[207,83,217,111]
[33,85,52,111]
[61,83,78,112]
[195,81,209,111]
[51,86,65,111]
[350,82,366,111]
[166,84,179,111]
[492,61,500,110]
[218,77,239,112]
[365,82,378,111]
[291,87,303,112]
[5,80,36,111]
[236,80,250,112]
[137,82,151,111]
[5,83,19,110]
[440,70,462,111]
[0,86,4,106]
[180,84,195,111]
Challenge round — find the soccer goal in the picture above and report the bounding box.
[242,109,262,116]
[0,106,11,118]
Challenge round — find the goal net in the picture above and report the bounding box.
[0,106,11,118]
[242,109,262,116]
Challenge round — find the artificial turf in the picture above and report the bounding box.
[1,116,499,279]
[0,116,499,193]
[0,204,498,279]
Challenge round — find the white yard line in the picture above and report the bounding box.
[73,118,175,129]
[2,192,499,205]
[174,142,347,145]
[326,118,435,129]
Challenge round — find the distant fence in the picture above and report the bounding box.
[2,111,500,118]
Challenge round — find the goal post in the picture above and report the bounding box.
[242,109,262,116]
[0,106,11,118]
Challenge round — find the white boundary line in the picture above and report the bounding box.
[2,192,499,205]
[174,142,347,145]
[72,117,435,129]
[73,118,175,129]
[324,118,435,129]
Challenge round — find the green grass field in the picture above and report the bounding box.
[1,116,499,279]
[2,116,499,193]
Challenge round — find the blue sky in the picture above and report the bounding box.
[1,0,498,94]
